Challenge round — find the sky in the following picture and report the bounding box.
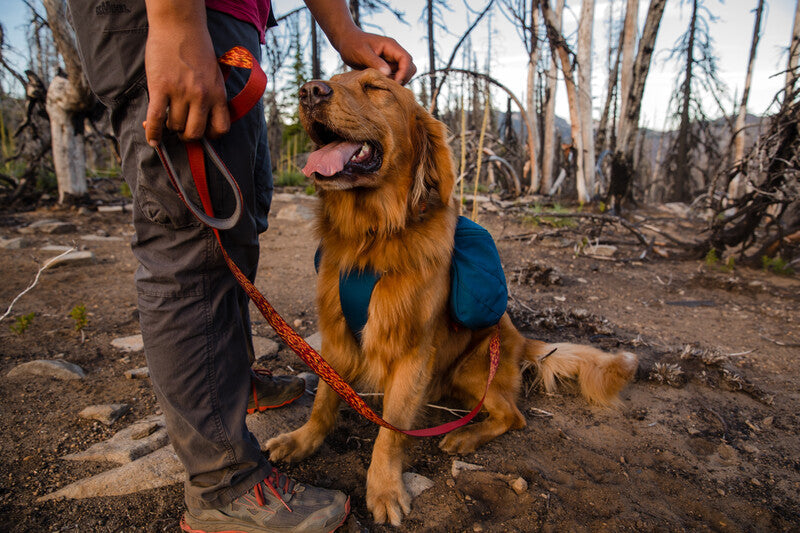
[1,0,797,131]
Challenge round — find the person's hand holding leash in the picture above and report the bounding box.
[143,0,230,147]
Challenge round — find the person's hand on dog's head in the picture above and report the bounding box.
[335,29,417,86]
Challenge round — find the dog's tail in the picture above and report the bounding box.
[522,338,638,406]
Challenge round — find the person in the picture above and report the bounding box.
[65,1,416,531]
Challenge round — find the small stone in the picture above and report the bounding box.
[0,237,30,250]
[452,460,484,478]
[79,404,130,426]
[403,472,434,498]
[7,359,86,380]
[576,277,588,284]
[751,478,762,487]
[446,479,455,488]
[585,244,618,257]
[80,234,124,242]
[762,416,773,427]
[305,332,322,353]
[40,245,74,252]
[293,319,303,328]
[111,335,144,353]
[40,445,182,501]
[252,336,279,358]
[473,524,484,532]
[510,477,528,494]
[130,422,160,440]
[742,443,760,454]
[19,220,76,235]
[63,415,168,464]
[553,296,566,302]
[97,205,127,213]
[46,251,96,269]
[125,367,149,379]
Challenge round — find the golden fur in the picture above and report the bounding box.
[266,69,638,525]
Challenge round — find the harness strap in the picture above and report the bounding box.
[154,46,501,437]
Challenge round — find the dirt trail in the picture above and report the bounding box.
[1,193,798,532]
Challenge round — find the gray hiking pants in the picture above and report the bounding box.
[67,1,273,509]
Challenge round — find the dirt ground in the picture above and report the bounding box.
[1,191,799,532]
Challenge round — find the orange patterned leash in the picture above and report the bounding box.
[154,46,501,437]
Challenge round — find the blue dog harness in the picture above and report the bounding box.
[315,216,508,341]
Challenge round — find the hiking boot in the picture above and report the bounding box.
[247,369,305,414]
[180,467,350,533]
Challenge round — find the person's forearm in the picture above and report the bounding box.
[144,0,208,34]
[303,0,360,51]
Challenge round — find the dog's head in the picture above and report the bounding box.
[300,69,455,216]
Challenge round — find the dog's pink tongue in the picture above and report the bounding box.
[303,141,361,177]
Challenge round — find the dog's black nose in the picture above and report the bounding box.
[299,80,332,107]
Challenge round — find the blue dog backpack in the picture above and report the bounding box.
[316,216,508,340]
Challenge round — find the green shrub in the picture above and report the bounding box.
[10,312,35,335]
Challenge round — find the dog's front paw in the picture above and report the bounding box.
[438,427,482,455]
[366,482,412,526]
[265,427,322,463]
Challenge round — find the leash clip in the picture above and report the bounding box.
[155,138,243,231]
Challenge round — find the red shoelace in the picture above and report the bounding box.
[253,467,295,512]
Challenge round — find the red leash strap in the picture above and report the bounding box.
[154,46,501,437]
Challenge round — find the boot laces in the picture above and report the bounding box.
[253,466,295,512]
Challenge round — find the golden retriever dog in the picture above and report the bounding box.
[266,69,638,526]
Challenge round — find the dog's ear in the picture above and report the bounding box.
[411,110,455,209]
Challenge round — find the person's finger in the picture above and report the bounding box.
[391,50,416,85]
[206,101,231,139]
[145,93,168,148]
[166,100,189,133]
[182,101,210,141]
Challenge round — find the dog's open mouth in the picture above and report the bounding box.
[302,122,383,182]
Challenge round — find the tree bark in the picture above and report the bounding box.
[618,0,667,159]
[541,0,585,201]
[427,0,437,114]
[785,0,800,101]
[577,0,596,199]
[597,27,624,156]
[673,0,698,203]
[42,0,93,204]
[525,0,540,192]
[310,15,321,79]
[733,0,765,166]
[540,0,564,195]
[617,0,638,135]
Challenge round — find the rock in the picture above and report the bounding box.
[293,318,303,328]
[585,244,617,257]
[97,204,130,213]
[80,234,124,242]
[252,336,279,358]
[46,251,96,269]
[0,237,30,250]
[305,332,322,352]
[111,334,144,353]
[247,394,314,448]
[79,404,130,426]
[510,477,528,494]
[7,359,86,380]
[63,415,168,464]
[19,220,77,235]
[403,472,434,498]
[275,204,315,222]
[39,445,182,501]
[125,367,149,379]
[452,460,484,478]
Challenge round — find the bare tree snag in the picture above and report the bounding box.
[577,0,596,198]
[617,0,666,159]
[617,0,638,133]
[541,0,586,201]
[786,0,800,100]
[729,0,765,200]
[540,0,564,195]
[42,0,93,204]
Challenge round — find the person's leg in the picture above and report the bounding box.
[66,3,344,523]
